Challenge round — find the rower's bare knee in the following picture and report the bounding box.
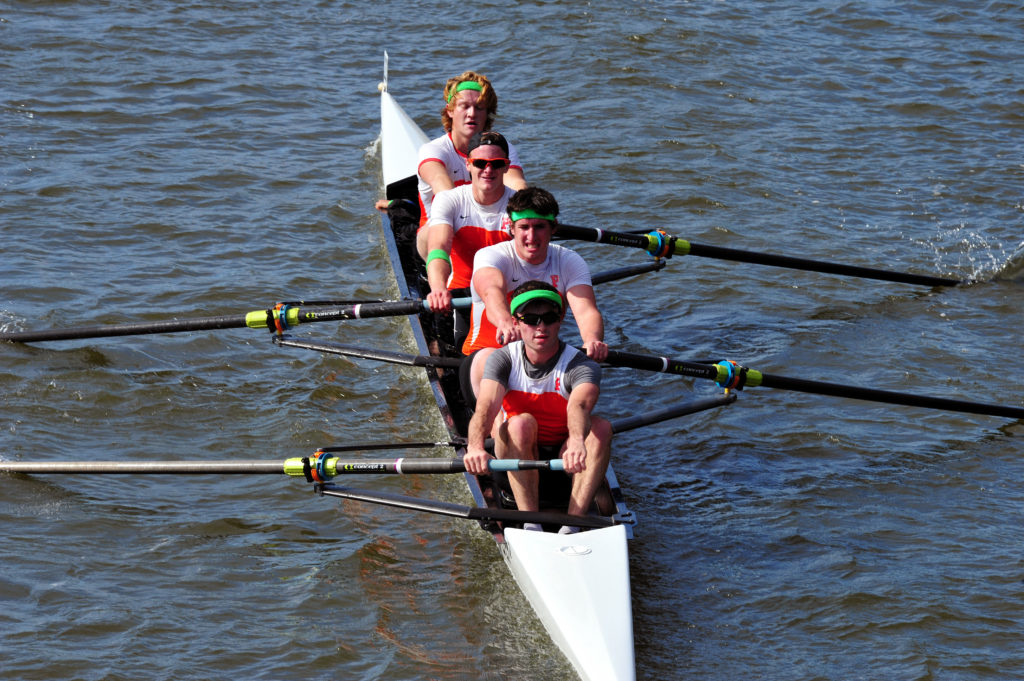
[415,228,429,262]
[502,414,538,459]
[506,413,538,442]
[495,413,539,459]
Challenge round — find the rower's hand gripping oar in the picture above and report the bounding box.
[602,349,1024,420]
[556,224,964,288]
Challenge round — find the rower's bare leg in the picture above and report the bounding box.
[415,226,429,262]
[566,416,612,517]
[495,413,540,512]
[469,347,496,398]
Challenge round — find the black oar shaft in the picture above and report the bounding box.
[684,242,960,288]
[317,484,614,528]
[0,460,284,474]
[0,314,251,343]
[609,393,737,434]
[757,373,1024,420]
[602,349,1024,421]
[295,299,442,322]
[0,299,446,344]
[0,457,561,476]
[274,337,463,369]
[590,259,666,284]
[317,440,462,453]
[1,256,664,345]
[557,224,962,287]
[604,350,719,381]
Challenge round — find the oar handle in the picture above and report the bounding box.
[602,349,719,382]
[281,298,470,328]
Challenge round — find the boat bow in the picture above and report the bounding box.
[503,526,635,681]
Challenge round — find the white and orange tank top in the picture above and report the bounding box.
[492,341,599,447]
[461,241,591,355]
[426,184,514,290]
[416,133,523,226]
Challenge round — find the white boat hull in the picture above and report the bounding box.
[503,526,635,681]
[380,89,428,191]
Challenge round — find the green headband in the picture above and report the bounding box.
[509,209,556,223]
[510,289,563,315]
[447,81,483,103]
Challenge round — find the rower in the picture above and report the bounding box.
[414,71,527,228]
[461,186,607,398]
[420,131,518,346]
[374,70,527,226]
[463,281,612,533]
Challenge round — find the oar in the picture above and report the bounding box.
[317,440,464,452]
[0,260,666,345]
[590,258,666,284]
[316,482,614,529]
[556,224,963,288]
[0,298,473,344]
[274,337,463,368]
[602,349,1024,420]
[0,394,736,479]
[609,392,737,433]
[0,456,563,477]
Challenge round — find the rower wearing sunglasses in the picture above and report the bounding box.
[462,187,607,398]
[420,131,519,346]
[463,280,612,533]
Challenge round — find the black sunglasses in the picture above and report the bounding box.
[515,311,561,326]
[470,158,510,170]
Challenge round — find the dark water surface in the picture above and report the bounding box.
[2,2,1023,679]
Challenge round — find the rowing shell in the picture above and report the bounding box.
[377,55,636,681]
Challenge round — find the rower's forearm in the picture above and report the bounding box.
[426,260,452,292]
[577,310,605,343]
[483,288,515,326]
[467,414,488,450]
[566,404,592,443]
